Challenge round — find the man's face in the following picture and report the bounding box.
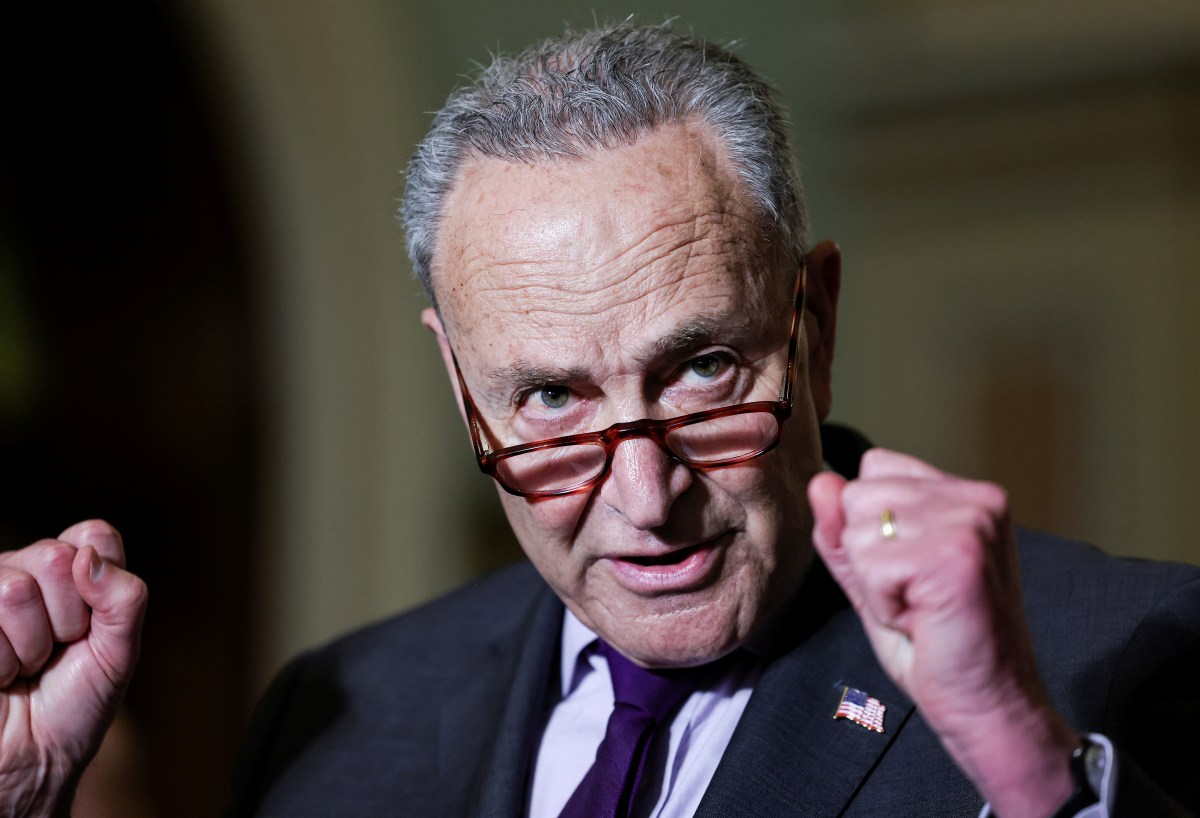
[427,122,837,667]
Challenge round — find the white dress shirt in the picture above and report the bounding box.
[527,612,763,818]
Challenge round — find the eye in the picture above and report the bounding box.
[687,354,725,381]
[536,385,570,409]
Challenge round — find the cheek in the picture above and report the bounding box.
[709,454,806,513]
[708,446,816,554]
[499,491,590,569]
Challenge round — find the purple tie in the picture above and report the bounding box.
[557,641,700,818]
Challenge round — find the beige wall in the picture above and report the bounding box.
[185,0,476,685]
[798,2,1200,563]
[180,0,1200,689]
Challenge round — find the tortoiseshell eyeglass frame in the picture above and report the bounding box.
[449,262,807,498]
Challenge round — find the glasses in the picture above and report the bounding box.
[451,264,807,498]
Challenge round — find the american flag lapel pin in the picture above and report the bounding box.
[834,686,886,733]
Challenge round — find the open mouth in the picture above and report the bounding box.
[622,542,703,566]
[606,535,728,593]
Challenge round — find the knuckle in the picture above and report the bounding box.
[839,478,874,511]
[122,575,150,612]
[34,543,77,576]
[28,538,63,553]
[0,572,40,609]
[962,503,1004,544]
[934,529,987,573]
[79,518,120,542]
[5,539,72,571]
[857,448,887,476]
[966,506,996,537]
[132,575,149,605]
[968,480,1009,513]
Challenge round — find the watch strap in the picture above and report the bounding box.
[1050,736,1105,818]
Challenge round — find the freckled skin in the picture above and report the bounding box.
[427,122,837,668]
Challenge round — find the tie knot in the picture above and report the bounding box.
[598,641,699,723]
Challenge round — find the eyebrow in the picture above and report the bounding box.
[643,310,761,364]
[486,361,593,394]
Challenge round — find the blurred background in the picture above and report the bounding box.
[1,0,1197,815]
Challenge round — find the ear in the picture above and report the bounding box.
[802,239,841,421]
[422,307,469,427]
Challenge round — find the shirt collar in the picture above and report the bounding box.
[560,610,599,697]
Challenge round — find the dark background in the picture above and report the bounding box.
[2,4,257,814]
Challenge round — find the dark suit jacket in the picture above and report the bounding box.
[227,533,1200,817]
[229,429,1200,816]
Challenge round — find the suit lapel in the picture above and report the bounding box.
[436,569,563,818]
[696,565,914,817]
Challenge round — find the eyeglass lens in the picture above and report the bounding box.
[493,410,781,494]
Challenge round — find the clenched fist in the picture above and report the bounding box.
[0,520,147,817]
[809,449,1079,818]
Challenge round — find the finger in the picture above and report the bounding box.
[807,471,866,611]
[841,478,1010,551]
[858,448,944,481]
[840,480,928,533]
[838,499,1007,631]
[1,542,90,642]
[59,520,126,569]
[808,470,846,545]
[0,629,19,688]
[0,566,54,676]
[827,521,908,629]
[72,547,148,685]
[835,490,945,628]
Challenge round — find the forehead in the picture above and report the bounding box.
[432,122,780,367]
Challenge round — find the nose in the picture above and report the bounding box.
[597,435,693,530]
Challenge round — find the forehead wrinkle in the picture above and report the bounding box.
[480,218,762,330]
[481,168,754,309]
[435,133,775,328]
[595,213,752,297]
[484,213,710,311]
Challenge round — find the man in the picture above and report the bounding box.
[1,21,1197,818]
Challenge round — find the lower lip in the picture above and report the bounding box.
[605,537,728,594]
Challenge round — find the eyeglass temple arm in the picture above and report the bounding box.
[779,260,808,404]
[449,348,492,460]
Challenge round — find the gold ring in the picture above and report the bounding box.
[879,509,898,540]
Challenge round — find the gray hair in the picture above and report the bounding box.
[400,21,808,306]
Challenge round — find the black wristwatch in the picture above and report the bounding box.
[1050,736,1106,817]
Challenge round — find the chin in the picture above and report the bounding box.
[621,630,744,669]
[592,595,758,669]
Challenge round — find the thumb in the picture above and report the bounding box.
[72,546,148,686]
[807,471,864,611]
[59,519,126,569]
